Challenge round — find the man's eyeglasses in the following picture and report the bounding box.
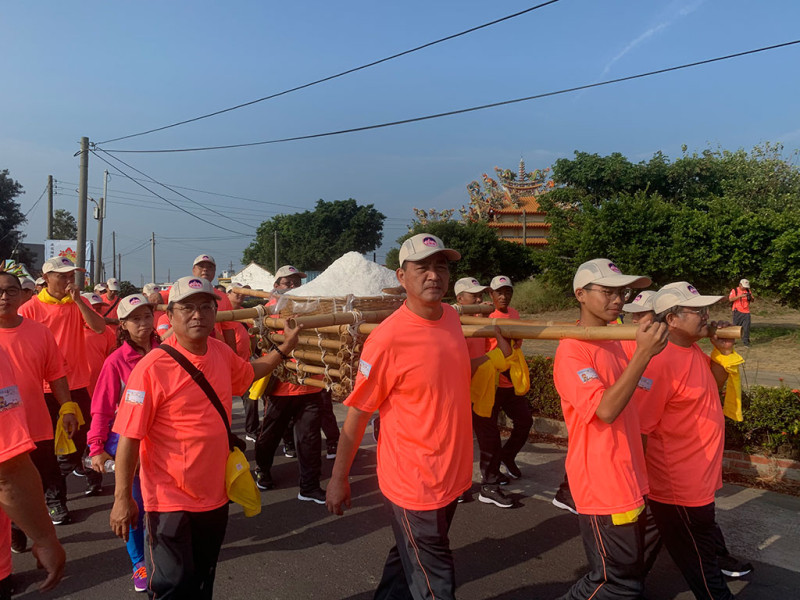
[173,302,216,316]
[583,286,629,299]
[0,288,21,298]
[679,306,709,317]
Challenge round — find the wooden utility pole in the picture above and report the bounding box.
[95,170,108,285]
[111,231,116,279]
[46,175,54,239]
[76,137,89,287]
[150,232,156,284]
[273,230,278,273]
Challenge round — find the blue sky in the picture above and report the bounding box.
[3,0,799,284]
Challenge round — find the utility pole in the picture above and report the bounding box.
[111,231,116,279]
[274,230,278,273]
[46,175,54,238]
[94,170,108,290]
[76,137,89,287]
[150,232,156,284]
[118,253,122,281]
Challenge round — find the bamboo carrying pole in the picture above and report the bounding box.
[283,361,343,380]
[267,332,347,351]
[290,349,342,366]
[460,315,574,327]
[461,324,742,340]
[453,304,494,315]
[286,309,396,330]
[228,287,274,299]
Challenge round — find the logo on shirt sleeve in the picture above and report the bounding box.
[576,368,599,383]
[125,389,146,405]
[358,360,372,379]
[637,376,653,391]
[0,385,22,412]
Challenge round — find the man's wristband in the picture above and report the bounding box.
[271,344,289,360]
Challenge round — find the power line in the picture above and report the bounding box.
[88,150,253,236]
[98,39,800,155]
[95,1,562,145]
[0,184,49,244]
[94,150,256,230]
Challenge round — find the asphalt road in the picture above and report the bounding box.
[11,404,800,600]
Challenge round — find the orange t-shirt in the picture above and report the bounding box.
[152,309,166,333]
[635,342,724,507]
[83,325,117,396]
[100,293,121,319]
[154,289,236,343]
[156,313,171,337]
[19,295,93,391]
[465,336,490,359]
[553,338,649,515]
[0,347,36,581]
[345,303,472,510]
[488,307,520,388]
[0,319,68,442]
[113,336,255,512]
[728,287,750,314]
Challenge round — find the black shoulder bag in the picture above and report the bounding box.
[159,345,247,453]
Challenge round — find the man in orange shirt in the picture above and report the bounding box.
[100,278,122,326]
[554,258,667,600]
[0,271,74,547]
[728,278,753,346]
[109,276,302,599]
[327,233,472,600]
[192,254,238,353]
[0,346,66,596]
[82,292,117,397]
[487,275,533,480]
[18,257,107,524]
[639,283,745,598]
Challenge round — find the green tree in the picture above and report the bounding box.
[0,169,33,266]
[385,220,539,285]
[51,209,78,240]
[243,199,385,271]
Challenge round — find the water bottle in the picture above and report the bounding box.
[83,456,115,472]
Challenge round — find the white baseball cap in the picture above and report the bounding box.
[168,276,217,304]
[117,294,153,320]
[19,276,36,291]
[81,292,106,305]
[740,279,750,289]
[573,258,651,292]
[94,283,107,293]
[142,283,158,295]
[193,254,216,267]
[42,256,84,274]
[398,233,460,265]
[454,277,488,296]
[653,281,723,314]
[274,265,307,280]
[106,278,120,291]
[35,277,45,286]
[623,290,657,313]
[490,275,513,290]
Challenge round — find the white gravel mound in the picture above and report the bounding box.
[286,252,398,297]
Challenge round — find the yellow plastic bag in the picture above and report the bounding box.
[508,348,531,396]
[710,349,745,422]
[54,401,85,456]
[225,447,262,517]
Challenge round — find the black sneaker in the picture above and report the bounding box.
[478,486,513,508]
[10,527,27,554]
[49,505,70,526]
[283,444,297,459]
[326,442,338,460]
[501,459,522,479]
[84,481,103,497]
[71,468,87,478]
[255,470,275,491]
[297,488,326,504]
[497,473,511,486]
[719,554,753,578]
[552,482,578,515]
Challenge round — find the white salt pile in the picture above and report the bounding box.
[287,252,398,297]
[231,262,274,291]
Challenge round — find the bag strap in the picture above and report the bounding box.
[159,345,234,451]
[103,296,120,317]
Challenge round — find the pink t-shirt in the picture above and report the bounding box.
[114,336,254,512]
[0,319,67,442]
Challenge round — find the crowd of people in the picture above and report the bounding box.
[0,239,753,600]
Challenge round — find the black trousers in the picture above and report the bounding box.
[254,392,322,493]
[28,440,62,510]
[472,410,502,485]
[44,388,102,505]
[320,389,340,445]
[559,512,648,600]
[732,310,751,345]
[145,504,229,600]
[493,386,533,465]
[241,390,262,438]
[374,496,459,600]
[648,499,734,600]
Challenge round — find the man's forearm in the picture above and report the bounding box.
[77,301,106,333]
[114,436,141,499]
[49,377,71,406]
[330,407,372,483]
[0,453,59,545]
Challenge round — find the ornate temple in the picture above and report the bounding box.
[466,159,552,246]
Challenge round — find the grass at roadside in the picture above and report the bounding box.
[511,279,574,313]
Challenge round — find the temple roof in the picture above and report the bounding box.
[488,222,550,229]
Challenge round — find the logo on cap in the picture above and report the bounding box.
[422,236,438,247]
[130,298,141,305]
[288,267,297,272]
[499,277,508,283]
[634,293,643,302]
[471,279,479,285]
[202,255,210,260]
[188,279,203,289]
[608,262,621,274]
[687,285,699,295]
